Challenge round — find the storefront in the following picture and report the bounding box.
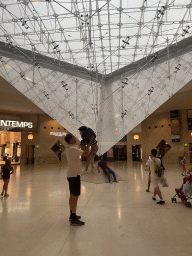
[0,131,21,164]
[0,114,37,165]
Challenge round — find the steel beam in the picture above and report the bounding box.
[105,35,192,84]
[1,35,192,85]
[0,41,103,82]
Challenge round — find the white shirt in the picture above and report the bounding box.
[146,157,161,178]
[65,145,83,178]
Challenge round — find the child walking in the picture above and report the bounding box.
[180,156,187,176]
[0,159,14,197]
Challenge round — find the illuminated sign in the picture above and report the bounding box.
[0,120,33,128]
[50,132,67,137]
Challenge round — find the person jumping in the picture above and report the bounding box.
[78,126,98,172]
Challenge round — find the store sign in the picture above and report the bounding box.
[0,120,33,128]
[50,132,67,137]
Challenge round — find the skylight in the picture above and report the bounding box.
[0,0,192,74]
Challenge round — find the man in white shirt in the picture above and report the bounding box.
[65,133,93,226]
[146,149,165,204]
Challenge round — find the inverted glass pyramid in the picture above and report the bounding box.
[0,0,192,154]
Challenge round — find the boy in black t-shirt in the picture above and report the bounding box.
[78,126,98,172]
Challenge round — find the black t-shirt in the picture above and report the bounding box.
[80,128,97,145]
[1,165,10,179]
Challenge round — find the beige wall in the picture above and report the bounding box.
[20,113,39,164]
[21,114,69,164]
[126,110,192,165]
[2,110,192,165]
[34,115,68,164]
[0,112,79,165]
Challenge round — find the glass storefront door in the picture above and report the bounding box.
[0,131,21,164]
[113,145,127,161]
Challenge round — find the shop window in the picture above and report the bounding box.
[113,145,127,161]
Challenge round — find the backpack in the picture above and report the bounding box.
[152,159,164,177]
[179,161,182,165]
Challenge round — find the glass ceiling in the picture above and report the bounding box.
[0,0,192,74]
[1,0,192,155]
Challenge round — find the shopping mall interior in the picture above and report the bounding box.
[1,1,192,256]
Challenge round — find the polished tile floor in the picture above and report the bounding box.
[0,162,192,256]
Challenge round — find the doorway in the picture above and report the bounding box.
[26,145,35,164]
[113,145,127,161]
[132,145,141,162]
[189,143,192,163]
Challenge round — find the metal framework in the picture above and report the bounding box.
[1,34,192,83]
[1,0,192,154]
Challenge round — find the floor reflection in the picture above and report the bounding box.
[0,162,191,256]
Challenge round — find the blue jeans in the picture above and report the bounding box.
[103,168,117,182]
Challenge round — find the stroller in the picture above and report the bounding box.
[171,174,192,207]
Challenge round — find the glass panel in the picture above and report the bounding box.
[1,1,192,155]
[0,0,191,73]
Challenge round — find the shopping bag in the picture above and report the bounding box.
[160,175,169,187]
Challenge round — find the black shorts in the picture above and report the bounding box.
[67,175,81,196]
[3,177,10,180]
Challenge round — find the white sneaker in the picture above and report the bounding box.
[109,181,113,184]
[4,194,9,197]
